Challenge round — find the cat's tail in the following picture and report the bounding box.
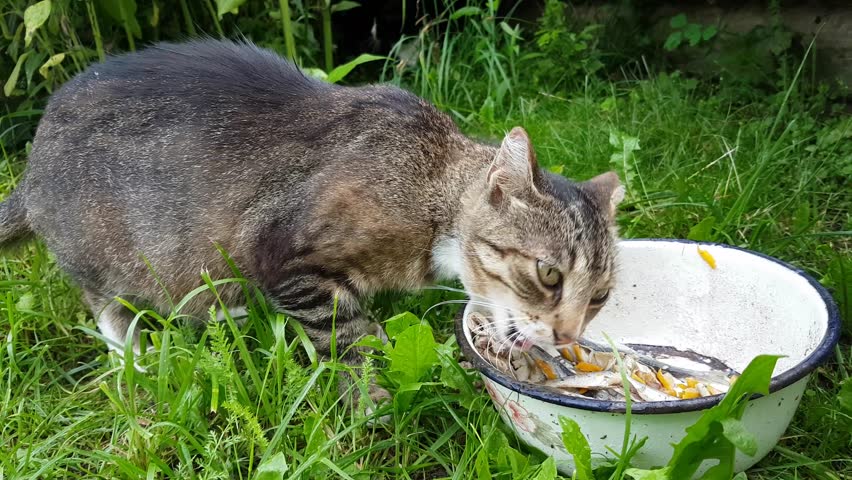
[0,191,31,247]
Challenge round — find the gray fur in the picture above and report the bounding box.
[0,39,622,368]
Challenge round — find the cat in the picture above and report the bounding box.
[0,39,623,406]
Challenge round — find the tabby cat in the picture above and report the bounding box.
[0,40,623,404]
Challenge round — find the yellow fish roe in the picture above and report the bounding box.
[576,362,604,372]
[681,388,701,399]
[573,344,585,363]
[697,246,717,269]
[535,359,557,380]
[656,369,673,391]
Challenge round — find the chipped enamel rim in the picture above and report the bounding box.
[455,238,841,414]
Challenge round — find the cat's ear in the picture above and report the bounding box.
[486,127,540,205]
[582,171,625,217]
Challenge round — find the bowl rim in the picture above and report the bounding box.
[454,238,842,414]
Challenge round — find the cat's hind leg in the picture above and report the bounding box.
[85,291,148,371]
[269,274,391,420]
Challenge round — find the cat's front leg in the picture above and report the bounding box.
[269,276,391,413]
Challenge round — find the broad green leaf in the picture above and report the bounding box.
[302,413,326,456]
[216,0,247,17]
[609,130,640,194]
[600,95,617,112]
[499,21,521,40]
[255,451,289,479]
[547,164,565,175]
[303,68,328,81]
[474,449,491,480]
[485,431,511,470]
[24,0,51,47]
[718,355,779,410]
[384,311,420,339]
[670,13,688,29]
[684,23,703,47]
[330,1,360,13]
[450,6,481,20]
[838,377,852,415]
[15,292,34,311]
[353,334,384,351]
[149,0,159,27]
[24,50,47,86]
[664,32,682,51]
[720,418,758,456]
[792,201,811,233]
[625,468,670,480]
[667,355,780,479]
[531,457,557,480]
[703,25,718,41]
[38,53,65,78]
[688,216,716,241]
[503,442,533,476]
[436,341,469,392]
[387,323,438,385]
[559,416,592,480]
[289,320,318,367]
[97,0,141,38]
[391,381,439,410]
[4,51,30,97]
[732,473,748,480]
[700,452,737,480]
[326,54,385,84]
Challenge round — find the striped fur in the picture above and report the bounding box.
[0,40,623,379]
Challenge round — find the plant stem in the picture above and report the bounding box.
[179,0,197,36]
[0,10,11,40]
[321,0,333,71]
[85,0,105,61]
[279,0,296,59]
[117,0,135,51]
[205,0,224,38]
[773,446,841,480]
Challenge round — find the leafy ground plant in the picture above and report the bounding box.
[559,355,781,480]
[1,1,850,479]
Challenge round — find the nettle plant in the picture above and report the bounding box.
[664,14,718,51]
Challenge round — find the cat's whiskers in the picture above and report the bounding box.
[506,331,525,377]
[484,322,509,356]
[421,300,500,320]
[422,285,508,309]
[500,331,524,379]
[470,323,499,336]
[421,298,522,322]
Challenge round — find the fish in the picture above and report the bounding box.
[466,310,739,402]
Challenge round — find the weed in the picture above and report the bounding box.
[664,13,718,52]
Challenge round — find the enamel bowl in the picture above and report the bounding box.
[456,239,840,476]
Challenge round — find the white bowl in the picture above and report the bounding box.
[456,239,840,476]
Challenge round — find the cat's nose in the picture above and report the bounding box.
[553,330,574,345]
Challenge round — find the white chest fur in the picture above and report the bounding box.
[431,235,464,281]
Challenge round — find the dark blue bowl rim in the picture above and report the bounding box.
[454,238,842,414]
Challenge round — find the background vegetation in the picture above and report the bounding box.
[1,0,850,478]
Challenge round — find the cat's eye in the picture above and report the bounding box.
[536,260,562,288]
[590,289,610,307]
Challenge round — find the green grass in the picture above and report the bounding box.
[1,1,851,478]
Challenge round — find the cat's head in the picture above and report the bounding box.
[459,127,624,350]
